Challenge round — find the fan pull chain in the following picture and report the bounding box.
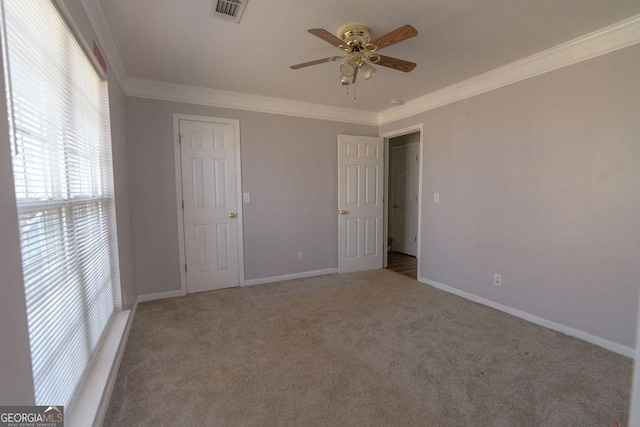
[346,82,357,100]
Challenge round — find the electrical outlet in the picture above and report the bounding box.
[297,251,303,261]
[433,192,440,203]
[493,273,502,287]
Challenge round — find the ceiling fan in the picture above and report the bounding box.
[290,24,418,95]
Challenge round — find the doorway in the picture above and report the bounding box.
[174,114,244,294]
[382,127,423,279]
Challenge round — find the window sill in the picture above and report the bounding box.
[66,304,137,427]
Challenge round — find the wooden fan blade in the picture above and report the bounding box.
[308,28,344,48]
[375,55,417,72]
[370,24,418,50]
[290,56,340,70]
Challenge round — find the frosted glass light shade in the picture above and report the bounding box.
[360,61,376,80]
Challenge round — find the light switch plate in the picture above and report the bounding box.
[433,192,440,203]
[243,193,250,203]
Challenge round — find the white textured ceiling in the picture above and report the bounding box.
[99,0,640,112]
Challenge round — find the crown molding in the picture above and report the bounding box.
[378,14,640,126]
[75,2,640,128]
[75,0,377,125]
[79,0,128,89]
[125,78,379,126]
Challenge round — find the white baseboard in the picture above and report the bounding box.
[242,268,338,287]
[418,277,635,359]
[67,300,138,427]
[138,289,185,302]
[139,269,339,298]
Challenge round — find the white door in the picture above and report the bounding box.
[390,143,419,256]
[338,135,384,273]
[180,119,241,293]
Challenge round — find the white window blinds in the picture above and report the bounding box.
[1,0,120,408]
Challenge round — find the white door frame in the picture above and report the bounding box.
[381,124,424,279]
[173,113,245,294]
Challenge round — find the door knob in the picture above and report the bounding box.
[338,210,349,215]
[229,212,237,219]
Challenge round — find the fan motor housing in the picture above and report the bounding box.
[339,24,371,48]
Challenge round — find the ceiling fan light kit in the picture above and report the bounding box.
[290,23,418,99]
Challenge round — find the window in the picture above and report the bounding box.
[1,0,120,408]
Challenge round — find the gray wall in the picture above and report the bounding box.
[108,74,138,310]
[0,0,137,404]
[125,97,378,295]
[380,44,640,348]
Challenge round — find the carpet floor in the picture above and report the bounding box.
[104,269,632,426]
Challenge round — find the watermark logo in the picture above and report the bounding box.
[0,406,63,427]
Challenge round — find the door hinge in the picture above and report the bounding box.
[179,133,184,144]
[416,155,418,161]
[414,236,417,242]
[182,200,184,209]
[184,263,187,272]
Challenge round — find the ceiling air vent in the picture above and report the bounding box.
[210,0,249,24]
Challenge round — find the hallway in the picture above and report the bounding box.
[386,251,417,279]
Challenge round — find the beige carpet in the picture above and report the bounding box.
[104,269,632,426]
